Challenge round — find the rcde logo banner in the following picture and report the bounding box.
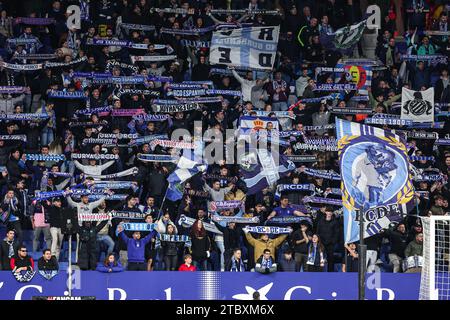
[0,272,419,300]
[209,27,280,70]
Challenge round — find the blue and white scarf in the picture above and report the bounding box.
[0,113,49,121]
[181,40,210,47]
[75,106,112,116]
[302,168,341,180]
[211,215,260,224]
[71,72,111,79]
[137,154,177,162]
[250,110,295,119]
[314,84,357,91]
[13,54,58,61]
[285,155,317,162]
[434,138,450,146]
[91,182,137,191]
[152,103,200,113]
[74,194,128,201]
[71,153,118,160]
[303,196,343,206]
[121,223,156,232]
[0,86,27,94]
[260,256,273,269]
[132,114,171,122]
[87,39,150,50]
[14,17,55,25]
[0,135,27,141]
[82,138,117,145]
[161,26,216,35]
[209,200,244,211]
[6,38,39,45]
[410,122,444,129]
[268,216,313,225]
[26,154,66,161]
[409,156,434,161]
[303,124,336,131]
[293,143,338,152]
[304,137,338,145]
[86,167,139,180]
[98,133,138,139]
[275,184,315,199]
[106,60,139,73]
[365,117,413,126]
[48,91,87,100]
[178,214,223,235]
[114,89,160,98]
[110,211,146,220]
[119,23,156,32]
[328,107,373,114]
[243,226,291,234]
[131,55,177,63]
[0,61,42,71]
[128,134,168,146]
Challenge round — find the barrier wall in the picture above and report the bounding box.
[0,271,420,300]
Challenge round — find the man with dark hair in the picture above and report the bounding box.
[10,245,34,272]
[225,248,245,272]
[266,196,307,221]
[381,223,408,273]
[316,207,339,272]
[2,187,25,243]
[117,222,156,271]
[279,249,296,271]
[37,249,59,271]
[0,229,20,270]
[255,248,277,273]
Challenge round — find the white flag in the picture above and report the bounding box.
[209,26,279,70]
[401,87,434,123]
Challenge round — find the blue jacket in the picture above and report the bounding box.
[119,230,155,263]
[96,261,124,273]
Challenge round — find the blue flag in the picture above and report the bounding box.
[239,148,295,195]
[336,118,414,243]
[166,141,207,201]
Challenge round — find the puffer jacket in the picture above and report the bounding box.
[244,232,288,263]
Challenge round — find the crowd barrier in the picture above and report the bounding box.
[0,271,420,300]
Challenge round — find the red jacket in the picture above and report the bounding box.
[178,263,196,271]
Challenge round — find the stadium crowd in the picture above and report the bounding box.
[0,0,449,276]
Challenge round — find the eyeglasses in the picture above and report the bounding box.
[20,250,27,252]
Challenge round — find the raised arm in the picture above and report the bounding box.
[74,160,86,172]
[231,69,245,84]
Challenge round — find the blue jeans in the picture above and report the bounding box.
[97,234,115,255]
[41,127,54,146]
[215,240,225,271]
[193,259,208,271]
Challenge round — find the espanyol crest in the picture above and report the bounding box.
[403,91,432,117]
[401,87,434,123]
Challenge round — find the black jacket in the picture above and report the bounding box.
[48,205,64,229]
[10,255,34,271]
[316,217,339,245]
[384,229,409,258]
[190,235,211,260]
[161,239,182,256]
[0,239,20,270]
[279,257,296,272]
[38,256,59,271]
